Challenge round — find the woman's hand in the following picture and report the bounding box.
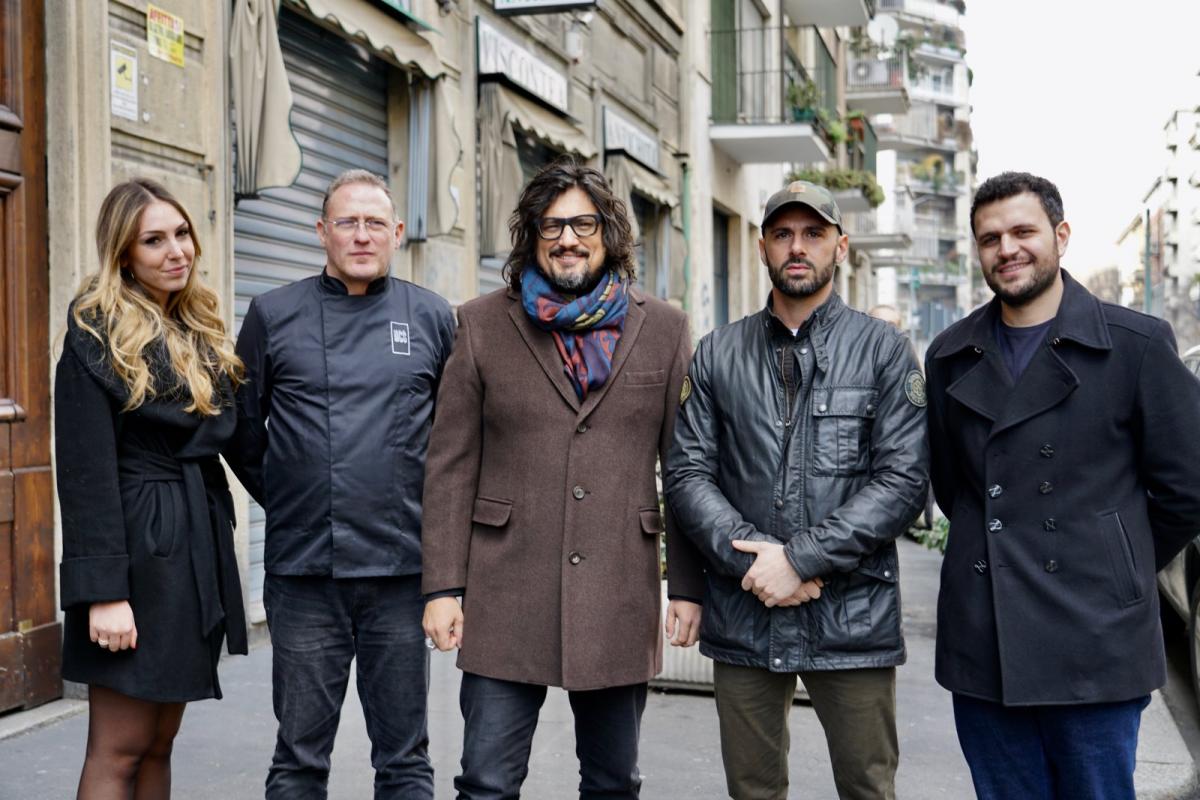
[89,600,137,652]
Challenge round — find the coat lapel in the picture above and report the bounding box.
[990,345,1079,438]
[578,292,646,419]
[946,352,1010,424]
[506,297,581,412]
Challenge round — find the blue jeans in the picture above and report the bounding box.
[455,672,647,800]
[953,693,1150,800]
[263,574,433,800]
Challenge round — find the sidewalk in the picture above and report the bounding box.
[1,538,1195,798]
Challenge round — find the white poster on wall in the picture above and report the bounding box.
[110,42,139,122]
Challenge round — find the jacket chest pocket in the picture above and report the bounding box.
[811,387,877,476]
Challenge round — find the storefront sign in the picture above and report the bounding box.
[495,0,598,14]
[146,4,185,67]
[110,42,139,122]
[477,17,568,113]
[603,107,660,172]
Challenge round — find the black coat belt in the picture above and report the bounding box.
[120,448,248,655]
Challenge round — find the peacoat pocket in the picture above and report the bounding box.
[811,387,877,476]
[1099,511,1144,607]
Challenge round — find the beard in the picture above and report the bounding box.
[984,253,1059,307]
[767,252,836,298]
[541,246,606,295]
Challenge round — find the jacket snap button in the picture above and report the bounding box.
[772,657,782,667]
[1040,444,1055,458]
[568,552,582,565]
[1045,559,1059,573]
[774,499,784,509]
[1039,481,1053,495]
[973,560,988,574]
[572,486,585,500]
[576,423,588,434]
[987,484,1002,498]
[799,347,809,355]
[865,404,875,413]
[987,518,1003,532]
[1043,518,1057,532]
[883,570,892,579]
[818,404,828,413]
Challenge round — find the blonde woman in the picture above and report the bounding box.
[56,178,246,799]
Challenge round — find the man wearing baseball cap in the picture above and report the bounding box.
[666,180,929,799]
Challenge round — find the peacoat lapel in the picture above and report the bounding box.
[506,290,582,412]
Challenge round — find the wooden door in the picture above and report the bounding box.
[0,0,58,713]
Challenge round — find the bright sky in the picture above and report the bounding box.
[962,1,1200,278]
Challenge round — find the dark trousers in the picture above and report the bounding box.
[713,662,898,800]
[455,672,648,800]
[263,574,433,800]
[953,693,1150,800]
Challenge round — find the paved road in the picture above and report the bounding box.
[0,539,1071,798]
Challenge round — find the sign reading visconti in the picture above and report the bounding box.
[603,107,660,172]
[494,0,598,15]
[477,17,568,113]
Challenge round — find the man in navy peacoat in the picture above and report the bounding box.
[925,171,1200,800]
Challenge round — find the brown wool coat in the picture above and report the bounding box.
[421,286,707,690]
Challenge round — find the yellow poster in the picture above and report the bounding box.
[146,4,185,67]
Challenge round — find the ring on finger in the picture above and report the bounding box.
[97,639,110,647]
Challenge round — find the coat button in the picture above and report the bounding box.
[572,486,585,500]
[1040,444,1055,458]
[1043,518,1057,532]
[973,559,988,574]
[1052,337,1062,345]
[987,518,1003,532]
[987,484,1003,498]
[576,423,588,434]
[818,404,828,413]
[1039,481,1053,495]
[1045,559,1059,573]
[568,552,582,565]
[774,499,784,509]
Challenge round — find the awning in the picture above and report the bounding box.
[495,84,597,159]
[623,156,677,208]
[230,0,302,197]
[428,79,464,235]
[287,0,444,79]
[605,154,677,244]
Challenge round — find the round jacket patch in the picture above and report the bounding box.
[904,371,927,408]
[680,375,692,405]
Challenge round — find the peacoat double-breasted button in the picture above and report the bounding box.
[987,518,1003,533]
[987,484,1003,499]
[973,560,988,575]
[1040,444,1055,458]
[1043,518,1057,532]
[1039,481,1053,495]
[572,486,585,500]
[576,423,588,434]
[568,551,582,565]
[1045,559,1059,573]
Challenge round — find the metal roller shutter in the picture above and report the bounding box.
[232,8,389,620]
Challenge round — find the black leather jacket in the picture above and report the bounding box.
[665,293,929,671]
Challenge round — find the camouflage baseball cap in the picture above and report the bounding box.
[761,180,842,232]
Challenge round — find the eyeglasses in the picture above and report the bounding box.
[325,217,392,236]
[536,214,601,241]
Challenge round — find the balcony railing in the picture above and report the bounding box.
[846,54,908,93]
[709,27,837,127]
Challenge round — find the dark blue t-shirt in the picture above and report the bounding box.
[995,317,1053,381]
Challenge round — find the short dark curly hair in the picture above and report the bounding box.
[971,171,1064,236]
[502,156,636,292]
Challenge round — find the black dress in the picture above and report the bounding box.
[56,316,247,702]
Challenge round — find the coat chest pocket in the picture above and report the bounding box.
[811,387,877,476]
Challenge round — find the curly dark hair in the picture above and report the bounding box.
[971,171,1065,236]
[502,156,637,292]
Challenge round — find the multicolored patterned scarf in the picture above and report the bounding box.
[521,266,629,400]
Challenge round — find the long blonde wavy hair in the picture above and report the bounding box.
[72,178,243,415]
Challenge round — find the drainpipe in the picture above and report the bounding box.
[678,155,692,314]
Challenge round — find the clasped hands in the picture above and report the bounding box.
[732,540,823,607]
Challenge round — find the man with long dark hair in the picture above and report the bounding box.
[421,156,704,799]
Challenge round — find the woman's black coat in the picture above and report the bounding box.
[56,316,246,702]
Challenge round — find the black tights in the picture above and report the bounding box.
[77,685,186,800]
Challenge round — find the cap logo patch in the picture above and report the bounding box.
[788,181,807,193]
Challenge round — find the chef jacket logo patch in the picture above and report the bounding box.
[904,370,927,408]
[390,321,411,356]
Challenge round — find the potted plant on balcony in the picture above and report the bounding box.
[786,78,820,122]
[786,167,885,211]
[846,109,868,140]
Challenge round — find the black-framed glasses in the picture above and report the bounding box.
[536,214,601,240]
